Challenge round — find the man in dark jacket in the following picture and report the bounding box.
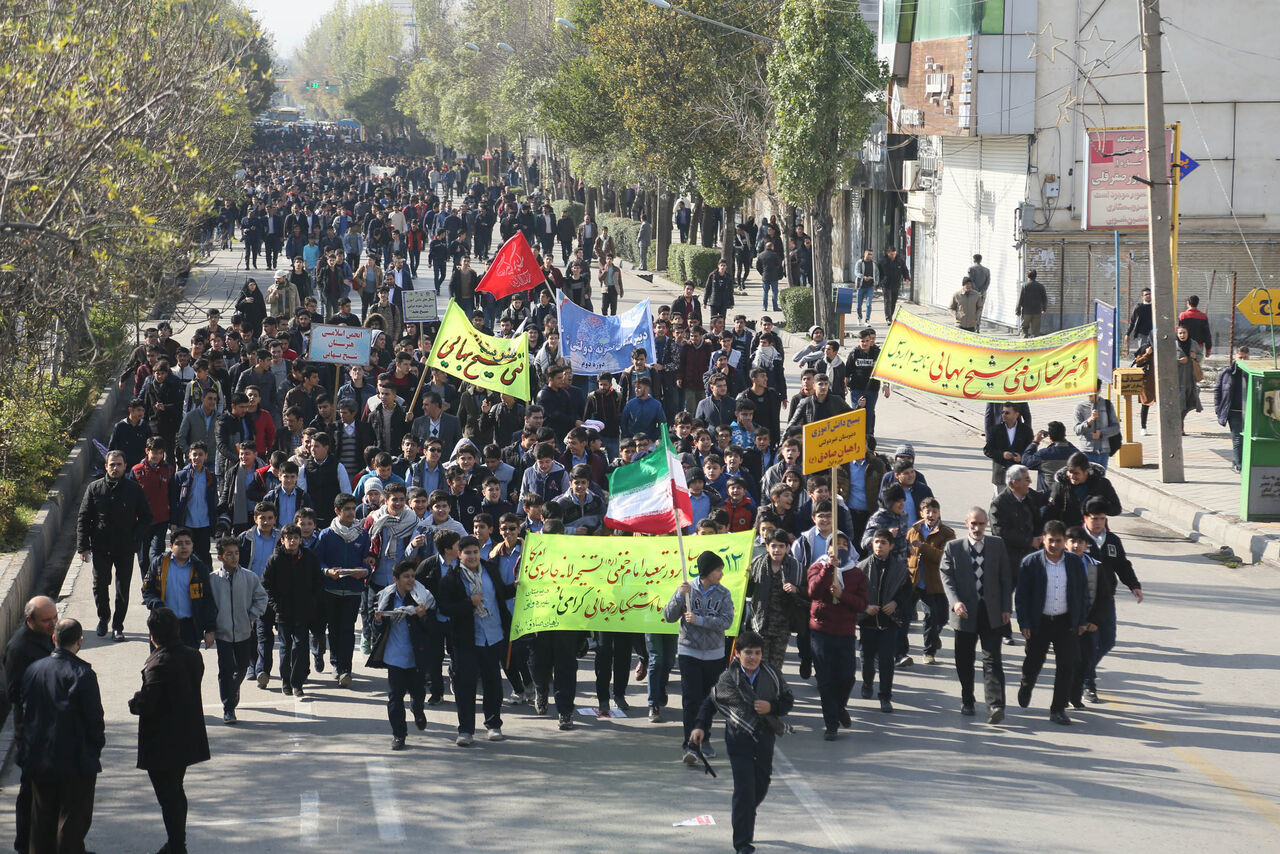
[787,373,850,432]
[107,398,152,469]
[263,523,325,698]
[1081,498,1143,703]
[77,450,153,640]
[130,607,210,854]
[879,247,910,322]
[143,362,186,448]
[1015,271,1049,338]
[755,242,783,311]
[1214,345,1249,473]
[984,402,1036,489]
[437,535,516,745]
[1044,453,1121,528]
[704,259,735,320]
[5,595,56,853]
[20,618,104,854]
[1015,521,1090,725]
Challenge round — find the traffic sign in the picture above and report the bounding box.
[1177,151,1199,180]
[1237,289,1280,325]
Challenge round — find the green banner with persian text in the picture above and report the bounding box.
[509,532,753,640]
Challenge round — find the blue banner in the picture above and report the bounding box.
[1094,299,1117,381]
[557,291,657,376]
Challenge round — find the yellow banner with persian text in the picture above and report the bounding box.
[425,300,531,400]
[802,410,866,475]
[871,309,1097,401]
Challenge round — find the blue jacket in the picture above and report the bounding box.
[619,395,665,440]
[1014,550,1091,635]
[314,526,371,595]
[170,464,219,530]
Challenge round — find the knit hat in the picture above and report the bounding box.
[893,443,916,460]
[695,551,725,577]
[363,478,384,495]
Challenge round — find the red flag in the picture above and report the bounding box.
[476,234,545,299]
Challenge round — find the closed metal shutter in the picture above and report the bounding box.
[932,135,1029,327]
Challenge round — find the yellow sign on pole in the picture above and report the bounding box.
[802,410,867,475]
[1236,289,1280,325]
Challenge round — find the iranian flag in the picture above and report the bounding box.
[605,425,693,534]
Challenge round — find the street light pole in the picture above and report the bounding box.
[1138,0,1184,482]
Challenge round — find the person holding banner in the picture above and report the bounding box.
[664,551,734,766]
[806,531,869,741]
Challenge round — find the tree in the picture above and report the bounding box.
[769,0,885,332]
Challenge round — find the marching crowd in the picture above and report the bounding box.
[10,141,1146,854]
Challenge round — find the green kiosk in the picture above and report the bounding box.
[1240,361,1280,520]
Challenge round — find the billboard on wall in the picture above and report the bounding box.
[1081,127,1173,230]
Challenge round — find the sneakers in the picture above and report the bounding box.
[283,685,293,696]
[113,630,126,642]
[1085,687,1100,703]
[700,743,715,759]
[988,706,1005,725]
[860,685,873,700]
[257,672,270,690]
[338,672,352,689]
[682,748,699,766]
[880,698,894,713]
[961,702,976,717]
[508,691,527,706]
[534,691,549,716]
[558,714,573,731]
[613,695,630,712]
[295,687,306,700]
[487,728,504,742]
[360,638,371,655]
[823,729,837,741]
[1003,636,1016,646]
[896,655,914,667]
[923,653,936,665]
[313,656,324,673]
[223,711,237,725]
[456,732,474,747]
[648,705,662,723]
[391,737,406,751]
[96,619,108,638]
[838,708,852,728]
[1050,710,1072,726]
[414,711,427,731]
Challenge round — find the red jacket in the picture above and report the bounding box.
[131,460,174,524]
[724,496,755,532]
[806,557,868,636]
[253,410,276,457]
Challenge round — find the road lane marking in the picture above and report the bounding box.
[1111,698,1280,834]
[300,791,319,846]
[365,758,406,841]
[773,748,855,853]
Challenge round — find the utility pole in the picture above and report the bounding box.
[1138,0,1184,482]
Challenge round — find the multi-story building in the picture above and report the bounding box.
[880,0,1280,347]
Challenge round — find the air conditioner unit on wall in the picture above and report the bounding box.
[902,161,919,191]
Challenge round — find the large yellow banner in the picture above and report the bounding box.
[509,531,752,640]
[426,301,531,400]
[872,309,1097,401]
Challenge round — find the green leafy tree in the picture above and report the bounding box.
[769,0,884,331]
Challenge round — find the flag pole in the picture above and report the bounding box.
[664,423,692,619]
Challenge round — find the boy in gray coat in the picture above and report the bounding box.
[664,551,735,766]
[209,537,268,723]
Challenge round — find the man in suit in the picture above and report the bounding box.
[412,391,461,453]
[264,202,286,269]
[1015,520,1091,725]
[939,507,1013,724]
[129,607,211,854]
[20,618,104,854]
[983,402,1035,493]
[4,596,56,853]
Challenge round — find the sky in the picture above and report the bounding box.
[252,0,338,59]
